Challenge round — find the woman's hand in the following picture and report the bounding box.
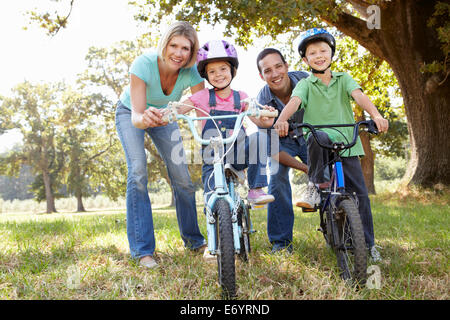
[131,107,167,129]
[142,107,167,128]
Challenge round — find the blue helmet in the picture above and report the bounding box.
[298,28,336,58]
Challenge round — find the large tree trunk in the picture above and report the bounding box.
[42,170,57,213]
[331,0,450,187]
[380,1,450,187]
[76,191,86,212]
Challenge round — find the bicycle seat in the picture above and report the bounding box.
[224,163,246,185]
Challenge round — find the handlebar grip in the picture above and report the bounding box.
[258,110,279,118]
[161,114,170,123]
[366,120,379,134]
[161,110,174,123]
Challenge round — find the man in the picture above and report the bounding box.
[256,48,309,253]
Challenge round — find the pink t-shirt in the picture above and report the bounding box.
[188,88,249,129]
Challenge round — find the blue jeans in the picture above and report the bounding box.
[266,134,308,249]
[115,103,205,258]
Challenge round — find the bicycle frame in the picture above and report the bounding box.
[163,100,276,256]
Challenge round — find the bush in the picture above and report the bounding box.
[375,156,407,181]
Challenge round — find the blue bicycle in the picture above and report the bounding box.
[291,120,379,285]
[162,99,277,298]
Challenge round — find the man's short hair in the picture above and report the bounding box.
[256,48,287,73]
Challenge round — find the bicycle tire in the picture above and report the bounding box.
[334,199,367,285]
[214,199,236,298]
[321,209,334,248]
[237,201,251,262]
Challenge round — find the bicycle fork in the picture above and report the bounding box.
[205,138,241,255]
[319,160,345,244]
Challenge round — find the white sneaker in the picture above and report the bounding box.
[139,256,158,269]
[295,182,320,209]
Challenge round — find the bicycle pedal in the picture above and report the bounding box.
[249,203,268,210]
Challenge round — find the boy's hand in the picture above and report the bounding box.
[372,116,389,133]
[274,119,289,137]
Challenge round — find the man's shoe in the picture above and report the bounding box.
[139,256,158,269]
[270,243,293,254]
[295,182,320,209]
[369,245,382,262]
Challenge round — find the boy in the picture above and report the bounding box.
[273,28,388,261]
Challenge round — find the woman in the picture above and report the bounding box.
[115,21,206,268]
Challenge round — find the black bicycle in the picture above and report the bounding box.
[292,120,379,285]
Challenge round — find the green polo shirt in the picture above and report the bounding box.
[292,71,364,157]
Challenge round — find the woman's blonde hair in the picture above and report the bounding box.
[157,21,199,69]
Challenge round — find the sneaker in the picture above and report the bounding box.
[202,248,217,263]
[139,256,158,269]
[369,245,382,262]
[270,243,293,254]
[295,182,320,209]
[195,244,216,263]
[248,188,275,205]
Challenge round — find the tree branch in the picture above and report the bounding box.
[347,0,371,18]
[323,11,386,61]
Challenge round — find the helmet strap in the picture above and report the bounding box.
[211,79,232,91]
[310,63,332,74]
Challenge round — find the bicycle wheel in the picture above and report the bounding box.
[214,199,236,298]
[320,209,334,248]
[334,199,367,285]
[237,201,251,262]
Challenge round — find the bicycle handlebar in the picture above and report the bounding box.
[161,98,278,146]
[291,120,379,151]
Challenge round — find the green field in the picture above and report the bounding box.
[0,189,448,300]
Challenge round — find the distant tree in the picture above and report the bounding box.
[0,165,34,201]
[0,82,65,212]
[58,87,114,211]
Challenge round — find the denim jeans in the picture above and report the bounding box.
[201,131,268,198]
[115,103,205,258]
[266,134,308,249]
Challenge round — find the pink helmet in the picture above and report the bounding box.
[197,40,239,79]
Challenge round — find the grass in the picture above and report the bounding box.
[0,187,448,300]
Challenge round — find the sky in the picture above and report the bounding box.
[0,0,269,152]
